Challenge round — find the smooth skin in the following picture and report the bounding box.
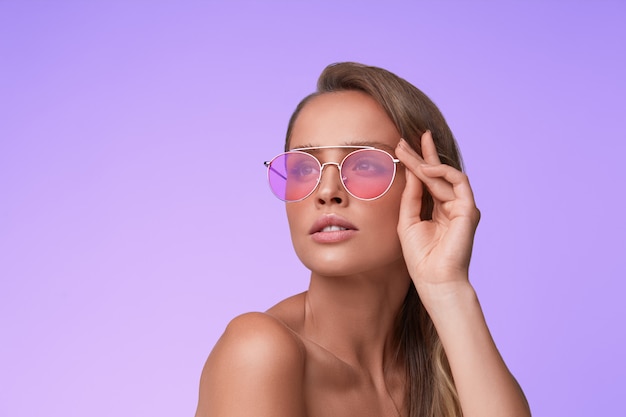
[195,91,530,417]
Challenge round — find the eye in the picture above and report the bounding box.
[288,158,319,180]
[348,156,387,176]
[354,159,378,171]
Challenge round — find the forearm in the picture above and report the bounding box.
[419,280,531,417]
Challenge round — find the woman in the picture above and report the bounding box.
[195,62,531,417]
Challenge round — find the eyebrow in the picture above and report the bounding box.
[291,140,397,154]
[344,140,397,153]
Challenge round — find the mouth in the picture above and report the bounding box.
[309,214,358,235]
[320,225,349,232]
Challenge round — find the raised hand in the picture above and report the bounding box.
[395,131,481,302]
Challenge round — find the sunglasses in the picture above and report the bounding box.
[264,146,401,202]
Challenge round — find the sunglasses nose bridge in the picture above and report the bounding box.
[317,161,347,189]
[319,161,341,172]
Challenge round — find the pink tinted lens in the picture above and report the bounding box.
[267,152,320,201]
[341,149,396,199]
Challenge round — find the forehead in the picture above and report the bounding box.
[288,91,400,151]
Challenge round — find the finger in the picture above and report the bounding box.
[398,166,424,229]
[420,164,477,206]
[421,131,442,165]
[397,138,456,203]
[396,137,425,168]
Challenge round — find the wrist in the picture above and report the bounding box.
[415,279,478,318]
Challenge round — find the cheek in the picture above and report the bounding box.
[285,204,307,247]
[285,204,302,228]
[370,179,405,242]
[373,201,402,244]
[381,175,405,219]
[393,168,407,195]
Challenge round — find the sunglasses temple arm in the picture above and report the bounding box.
[267,164,287,181]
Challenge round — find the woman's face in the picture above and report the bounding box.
[285,90,407,277]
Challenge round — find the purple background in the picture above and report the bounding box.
[1,2,624,416]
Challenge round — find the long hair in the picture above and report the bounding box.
[285,62,463,417]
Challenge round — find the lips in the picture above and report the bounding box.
[320,225,348,232]
[309,214,358,243]
[309,214,358,234]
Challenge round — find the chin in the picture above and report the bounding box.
[297,253,350,277]
[297,247,403,278]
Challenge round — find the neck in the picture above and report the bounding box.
[303,259,411,373]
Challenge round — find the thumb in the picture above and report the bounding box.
[398,167,424,232]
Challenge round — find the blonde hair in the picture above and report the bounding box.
[286,62,463,417]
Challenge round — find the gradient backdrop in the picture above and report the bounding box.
[1,1,624,416]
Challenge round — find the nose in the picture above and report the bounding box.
[315,162,347,206]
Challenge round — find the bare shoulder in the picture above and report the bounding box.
[215,311,305,359]
[195,312,306,417]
